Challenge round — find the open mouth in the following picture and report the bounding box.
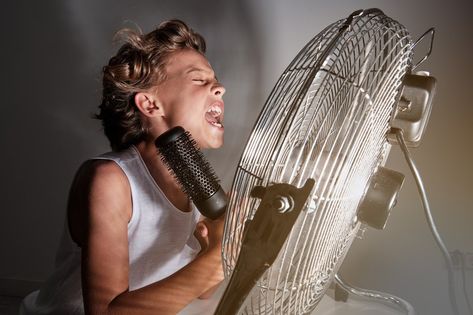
[205,104,224,128]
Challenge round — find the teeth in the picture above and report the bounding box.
[210,121,222,128]
[207,105,222,116]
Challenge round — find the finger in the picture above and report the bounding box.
[198,223,208,237]
[194,225,209,252]
[194,222,203,236]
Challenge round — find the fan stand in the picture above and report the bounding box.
[333,274,415,314]
[214,179,315,315]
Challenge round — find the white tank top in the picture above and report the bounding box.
[21,145,202,314]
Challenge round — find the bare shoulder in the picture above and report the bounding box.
[68,159,132,247]
[82,159,129,195]
[77,159,127,183]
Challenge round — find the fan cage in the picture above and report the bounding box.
[223,9,413,314]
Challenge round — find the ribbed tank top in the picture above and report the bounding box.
[20,145,202,314]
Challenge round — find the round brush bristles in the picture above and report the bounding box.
[155,127,221,202]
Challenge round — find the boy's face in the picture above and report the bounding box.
[155,49,225,149]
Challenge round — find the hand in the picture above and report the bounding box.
[194,215,225,254]
[193,215,225,292]
[194,221,209,254]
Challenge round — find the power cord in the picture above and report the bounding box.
[392,128,471,315]
[460,250,473,314]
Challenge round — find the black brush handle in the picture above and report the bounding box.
[155,126,227,219]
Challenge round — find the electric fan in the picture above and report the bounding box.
[214,8,440,315]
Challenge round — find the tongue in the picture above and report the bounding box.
[205,111,218,124]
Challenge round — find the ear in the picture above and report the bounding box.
[134,92,164,117]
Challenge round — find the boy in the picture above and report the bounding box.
[21,19,225,314]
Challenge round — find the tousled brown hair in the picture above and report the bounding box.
[96,19,206,151]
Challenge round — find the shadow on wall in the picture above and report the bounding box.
[0,0,262,294]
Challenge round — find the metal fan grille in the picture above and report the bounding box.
[223,9,412,314]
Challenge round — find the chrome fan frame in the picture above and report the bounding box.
[222,8,414,315]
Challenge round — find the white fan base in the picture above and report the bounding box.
[179,282,408,315]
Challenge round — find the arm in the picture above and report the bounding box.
[69,160,224,315]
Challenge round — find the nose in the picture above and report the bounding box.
[212,82,226,97]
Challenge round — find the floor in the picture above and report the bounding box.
[0,290,407,315]
[179,285,406,315]
[0,295,22,315]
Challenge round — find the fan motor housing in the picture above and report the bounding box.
[357,166,405,230]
